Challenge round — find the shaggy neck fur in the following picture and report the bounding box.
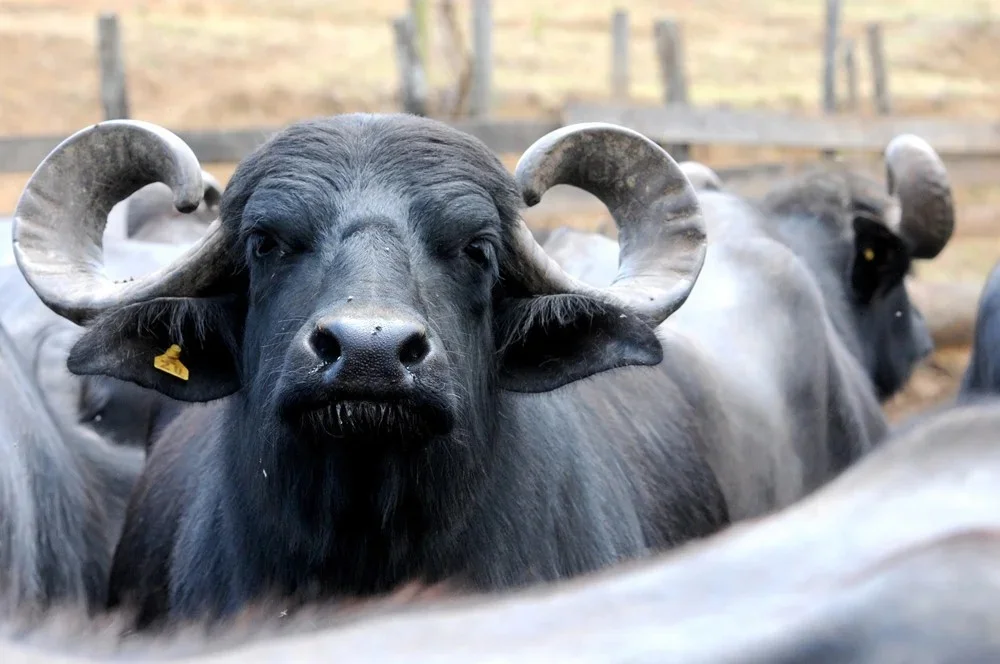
[212,356,501,602]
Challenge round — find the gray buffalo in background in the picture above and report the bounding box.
[0,175,220,450]
[3,396,1000,663]
[545,141,953,404]
[957,260,1000,400]
[0,315,142,618]
[11,116,909,627]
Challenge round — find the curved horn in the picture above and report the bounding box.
[679,161,723,192]
[883,134,954,259]
[12,120,231,325]
[511,123,707,326]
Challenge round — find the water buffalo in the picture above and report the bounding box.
[2,397,1000,662]
[0,315,143,619]
[546,145,954,404]
[957,261,1000,399]
[13,115,886,626]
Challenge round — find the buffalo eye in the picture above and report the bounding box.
[249,231,281,259]
[464,238,494,269]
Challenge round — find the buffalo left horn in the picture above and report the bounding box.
[510,122,707,327]
[12,120,233,325]
[883,134,954,260]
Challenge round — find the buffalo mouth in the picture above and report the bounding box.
[282,390,456,444]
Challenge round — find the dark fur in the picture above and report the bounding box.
[0,320,142,619]
[957,260,1000,400]
[67,114,730,626]
[756,167,935,401]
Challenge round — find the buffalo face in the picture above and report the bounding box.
[230,126,516,447]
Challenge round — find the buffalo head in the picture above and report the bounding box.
[758,136,954,401]
[12,115,706,450]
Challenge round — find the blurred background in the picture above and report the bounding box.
[2,0,999,419]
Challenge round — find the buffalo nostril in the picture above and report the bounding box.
[398,330,431,367]
[310,326,342,364]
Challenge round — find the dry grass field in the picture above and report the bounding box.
[3,0,1000,133]
[2,0,1000,419]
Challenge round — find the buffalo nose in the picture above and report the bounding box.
[309,317,432,375]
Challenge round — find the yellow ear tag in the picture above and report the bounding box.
[863,248,875,261]
[153,344,190,381]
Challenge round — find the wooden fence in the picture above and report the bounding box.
[0,3,992,348]
[2,3,999,177]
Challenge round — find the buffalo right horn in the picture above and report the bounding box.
[12,120,233,325]
[883,134,954,260]
[510,123,707,327]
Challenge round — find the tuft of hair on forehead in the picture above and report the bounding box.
[220,113,524,237]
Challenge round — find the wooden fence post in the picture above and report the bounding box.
[408,0,429,66]
[97,12,129,120]
[653,19,690,162]
[821,0,842,159]
[435,0,473,119]
[470,0,492,119]
[840,38,858,112]
[393,15,430,116]
[611,9,629,101]
[866,23,892,115]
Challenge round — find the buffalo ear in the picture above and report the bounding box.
[494,294,663,393]
[851,216,911,305]
[67,295,245,403]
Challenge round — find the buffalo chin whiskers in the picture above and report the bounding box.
[304,400,424,440]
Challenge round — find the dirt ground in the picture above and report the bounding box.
[2,0,999,421]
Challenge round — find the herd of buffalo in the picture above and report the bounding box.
[2,113,1000,662]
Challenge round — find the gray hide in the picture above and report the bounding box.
[0,317,142,617]
[0,239,192,449]
[122,181,216,244]
[958,261,1000,399]
[2,399,1000,662]
[545,191,887,520]
[539,227,619,288]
